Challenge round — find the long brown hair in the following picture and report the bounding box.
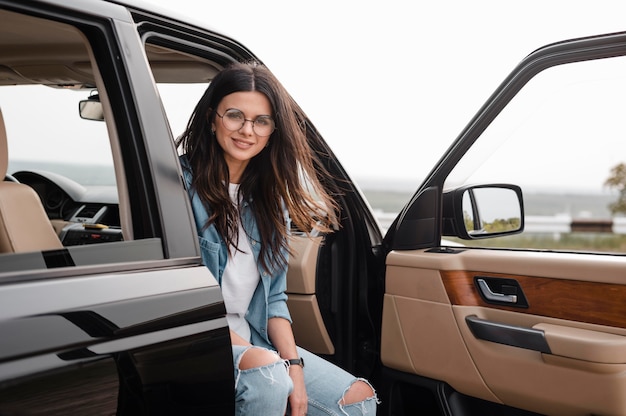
[177,61,339,273]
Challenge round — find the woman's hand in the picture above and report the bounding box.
[287,364,307,415]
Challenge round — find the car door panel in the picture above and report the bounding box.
[381,256,498,403]
[286,234,335,355]
[382,248,626,415]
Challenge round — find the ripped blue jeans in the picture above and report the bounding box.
[232,345,379,415]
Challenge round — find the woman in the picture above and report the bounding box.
[177,61,379,415]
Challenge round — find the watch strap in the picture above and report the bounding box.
[286,357,304,368]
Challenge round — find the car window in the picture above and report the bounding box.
[445,55,626,253]
[157,83,208,142]
[0,9,164,276]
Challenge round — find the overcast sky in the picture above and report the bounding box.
[143,0,626,191]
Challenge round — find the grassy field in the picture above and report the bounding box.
[446,233,626,253]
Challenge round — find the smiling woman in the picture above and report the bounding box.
[211,91,273,183]
[175,61,379,415]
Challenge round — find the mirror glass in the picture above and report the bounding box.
[79,96,104,121]
[462,187,522,236]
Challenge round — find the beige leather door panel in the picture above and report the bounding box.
[382,248,626,415]
[286,235,334,354]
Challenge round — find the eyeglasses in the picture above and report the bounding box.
[215,108,275,137]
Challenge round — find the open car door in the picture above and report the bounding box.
[381,32,626,416]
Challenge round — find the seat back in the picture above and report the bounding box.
[0,108,63,253]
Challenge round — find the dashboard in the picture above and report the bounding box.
[12,170,123,246]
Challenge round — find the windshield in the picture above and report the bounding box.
[2,85,115,186]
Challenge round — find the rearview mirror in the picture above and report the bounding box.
[79,93,104,121]
[442,184,524,239]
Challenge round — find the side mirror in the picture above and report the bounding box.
[442,184,524,239]
[79,93,104,121]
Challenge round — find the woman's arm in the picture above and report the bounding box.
[268,317,307,415]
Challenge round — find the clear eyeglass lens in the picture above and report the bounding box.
[254,116,274,135]
[222,109,274,136]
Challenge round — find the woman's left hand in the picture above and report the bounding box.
[287,364,307,415]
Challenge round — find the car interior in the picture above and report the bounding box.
[0,108,64,253]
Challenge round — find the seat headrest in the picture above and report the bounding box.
[0,108,7,178]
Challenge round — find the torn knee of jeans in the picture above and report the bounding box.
[237,346,282,370]
[234,347,288,391]
[339,378,380,407]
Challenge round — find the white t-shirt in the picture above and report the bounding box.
[221,183,260,342]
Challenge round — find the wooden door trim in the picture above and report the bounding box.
[441,270,626,329]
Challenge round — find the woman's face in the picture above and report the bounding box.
[212,91,272,182]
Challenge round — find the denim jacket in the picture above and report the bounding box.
[180,156,292,350]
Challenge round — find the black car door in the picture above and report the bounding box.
[0,2,233,414]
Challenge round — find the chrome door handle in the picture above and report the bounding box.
[477,278,517,303]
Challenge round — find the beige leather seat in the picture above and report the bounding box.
[0,107,63,253]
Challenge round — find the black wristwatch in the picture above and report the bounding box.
[286,357,305,368]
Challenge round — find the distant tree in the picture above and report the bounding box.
[605,163,626,215]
